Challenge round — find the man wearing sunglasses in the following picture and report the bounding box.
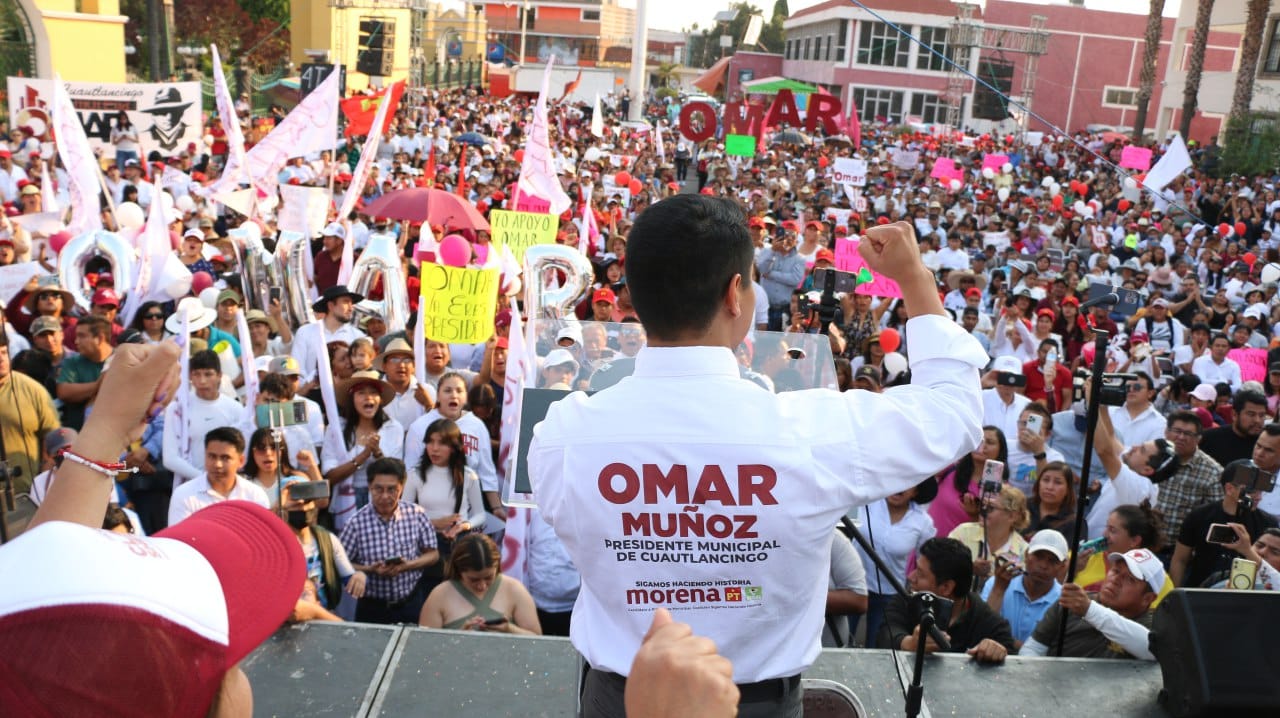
[1085,390,1181,540]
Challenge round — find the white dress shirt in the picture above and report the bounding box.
[529,314,986,683]
[1108,404,1167,446]
[983,387,1030,445]
[291,321,367,383]
[1191,355,1242,392]
[163,393,247,484]
[168,473,270,527]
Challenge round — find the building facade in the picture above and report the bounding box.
[9,0,127,82]
[481,0,633,67]
[782,0,1239,142]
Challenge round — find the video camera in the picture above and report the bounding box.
[285,480,330,502]
[1073,369,1139,407]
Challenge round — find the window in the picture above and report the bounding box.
[826,34,834,61]
[1264,17,1280,74]
[910,93,949,124]
[813,36,822,61]
[836,20,848,62]
[857,21,909,68]
[785,39,793,60]
[582,9,600,22]
[518,6,535,27]
[1103,86,1138,108]
[916,27,951,72]
[854,87,905,123]
[803,37,811,60]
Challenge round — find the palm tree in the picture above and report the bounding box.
[1227,0,1271,137]
[1179,0,1216,141]
[1132,0,1166,143]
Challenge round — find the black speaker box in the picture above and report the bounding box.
[1150,588,1280,717]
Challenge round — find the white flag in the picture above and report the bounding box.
[515,59,573,215]
[655,121,666,163]
[236,310,259,424]
[211,44,249,188]
[120,183,171,326]
[39,159,60,214]
[591,93,604,138]
[51,75,102,236]
[1143,134,1193,192]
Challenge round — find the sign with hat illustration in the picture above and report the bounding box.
[6,77,202,157]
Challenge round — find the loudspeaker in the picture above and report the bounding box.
[356,50,394,77]
[972,57,1014,121]
[1149,589,1280,717]
[358,19,395,49]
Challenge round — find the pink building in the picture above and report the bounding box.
[781,0,1240,140]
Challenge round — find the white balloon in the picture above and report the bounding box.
[948,179,961,191]
[115,202,145,230]
[1050,183,1061,197]
[582,146,603,162]
[1001,162,1013,174]
[175,194,195,213]
[1041,177,1055,188]
[1262,262,1280,285]
[1124,177,1137,189]
[159,191,175,212]
[157,254,193,300]
[1083,207,1095,218]
[203,134,215,149]
[1074,201,1087,214]
[981,167,995,180]
[883,352,909,382]
[997,187,1011,202]
[199,286,221,309]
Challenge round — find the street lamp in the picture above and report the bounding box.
[175,45,209,81]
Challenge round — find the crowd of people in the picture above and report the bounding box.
[2,76,1279,714]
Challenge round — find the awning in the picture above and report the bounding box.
[741,76,819,95]
[692,56,732,95]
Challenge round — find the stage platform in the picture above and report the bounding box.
[244,622,1170,717]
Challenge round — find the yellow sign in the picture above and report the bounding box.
[489,209,557,264]
[419,264,500,344]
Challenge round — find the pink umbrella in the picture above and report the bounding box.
[361,188,490,231]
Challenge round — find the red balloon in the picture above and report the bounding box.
[1235,222,1248,237]
[513,149,524,163]
[1117,199,1131,212]
[879,328,901,354]
[1051,195,1064,209]
[818,156,829,169]
[1244,252,1258,266]
[614,171,632,187]
[628,178,642,194]
[191,271,215,295]
[1219,223,1231,237]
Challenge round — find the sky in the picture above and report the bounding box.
[628,0,1182,35]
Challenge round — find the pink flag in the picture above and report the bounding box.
[982,154,1009,172]
[211,44,249,188]
[498,303,537,581]
[930,157,963,184]
[516,60,573,215]
[51,75,102,236]
[1120,145,1153,171]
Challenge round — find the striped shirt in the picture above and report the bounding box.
[339,500,437,601]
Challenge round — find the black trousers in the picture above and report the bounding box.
[580,667,802,718]
[355,577,429,625]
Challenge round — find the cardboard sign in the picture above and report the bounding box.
[514,387,586,494]
[0,262,42,304]
[725,133,756,157]
[832,158,867,186]
[419,263,500,344]
[1230,348,1268,383]
[982,154,1009,172]
[825,207,852,229]
[1025,132,1044,147]
[1120,146,1153,171]
[834,238,901,298]
[490,209,557,264]
[891,149,919,170]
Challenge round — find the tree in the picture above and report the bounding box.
[1180,0,1215,141]
[1227,0,1271,142]
[1131,0,1165,143]
[772,0,790,22]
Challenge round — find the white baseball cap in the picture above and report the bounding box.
[322,221,346,239]
[1190,383,1218,402]
[992,355,1023,375]
[1107,548,1166,594]
[1026,529,1069,561]
[543,348,579,373]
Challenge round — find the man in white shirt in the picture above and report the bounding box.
[292,285,368,385]
[1192,334,1242,391]
[530,200,985,717]
[377,337,434,429]
[936,234,971,271]
[982,355,1031,444]
[163,349,247,485]
[1085,394,1177,539]
[168,426,270,526]
[0,148,28,203]
[121,160,154,209]
[1108,371,1166,446]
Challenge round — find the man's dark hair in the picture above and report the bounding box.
[189,349,222,374]
[368,456,407,485]
[1166,410,1202,432]
[917,537,973,599]
[1022,402,1053,432]
[1146,438,1179,483]
[204,426,245,453]
[1131,371,1154,391]
[258,373,290,399]
[624,195,753,340]
[78,315,112,340]
[1233,388,1267,414]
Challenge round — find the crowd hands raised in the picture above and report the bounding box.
[3,82,1280,715]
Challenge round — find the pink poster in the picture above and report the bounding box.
[930,157,963,184]
[1120,146,1153,171]
[981,154,1009,172]
[1229,348,1268,383]
[834,238,902,298]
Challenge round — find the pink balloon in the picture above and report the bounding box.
[438,234,471,268]
[48,231,72,254]
[473,243,490,265]
[191,271,215,295]
[1081,342,1096,365]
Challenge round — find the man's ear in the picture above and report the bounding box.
[937,579,957,600]
[725,273,745,318]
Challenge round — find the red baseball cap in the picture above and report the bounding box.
[835,226,849,236]
[495,336,509,349]
[91,288,120,308]
[1036,307,1056,319]
[748,217,766,229]
[0,502,304,716]
[593,287,617,304]
[805,220,823,230]
[965,287,983,298]
[814,248,835,265]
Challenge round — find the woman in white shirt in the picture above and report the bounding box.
[402,417,486,596]
[852,478,938,648]
[322,371,405,529]
[109,113,140,169]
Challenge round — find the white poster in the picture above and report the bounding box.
[8,78,203,158]
[831,158,867,186]
[825,207,852,229]
[890,149,920,170]
[278,185,332,238]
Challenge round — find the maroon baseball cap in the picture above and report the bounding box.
[91,288,120,308]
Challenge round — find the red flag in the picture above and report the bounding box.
[456,146,468,198]
[340,80,406,138]
[424,145,436,182]
[557,69,583,104]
